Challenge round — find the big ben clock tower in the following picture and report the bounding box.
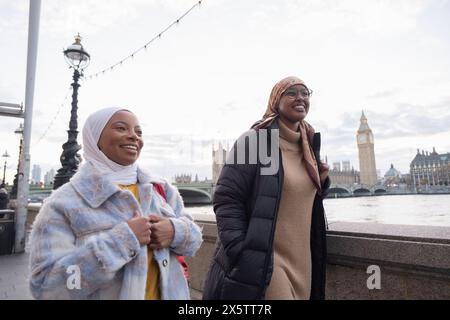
[357,111,377,185]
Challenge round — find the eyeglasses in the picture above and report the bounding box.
[283,87,313,99]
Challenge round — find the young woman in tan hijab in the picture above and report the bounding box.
[203,76,330,300]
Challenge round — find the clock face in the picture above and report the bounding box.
[358,135,367,144]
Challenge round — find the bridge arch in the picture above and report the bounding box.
[353,188,371,195]
[178,187,212,204]
[328,187,351,195]
[374,188,387,195]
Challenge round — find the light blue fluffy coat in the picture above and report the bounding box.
[29,163,203,299]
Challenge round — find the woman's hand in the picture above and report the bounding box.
[319,161,329,183]
[127,211,152,246]
[147,215,175,250]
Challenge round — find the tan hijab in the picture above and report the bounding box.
[252,76,321,192]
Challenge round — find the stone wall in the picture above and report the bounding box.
[186,216,450,300]
[25,203,40,232]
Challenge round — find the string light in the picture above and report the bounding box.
[34,1,204,146]
[32,87,72,147]
[85,1,203,81]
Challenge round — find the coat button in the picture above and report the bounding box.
[129,249,136,258]
[162,259,168,267]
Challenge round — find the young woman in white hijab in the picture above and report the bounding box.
[29,107,203,300]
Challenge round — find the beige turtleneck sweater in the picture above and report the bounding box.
[264,119,317,300]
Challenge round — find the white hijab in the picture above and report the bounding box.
[80,107,139,185]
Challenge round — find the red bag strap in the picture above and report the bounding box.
[153,183,166,201]
[152,183,189,280]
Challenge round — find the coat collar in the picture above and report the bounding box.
[70,162,166,208]
[268,119,317,146]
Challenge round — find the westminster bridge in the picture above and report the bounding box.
[174,183,391,202]
[328,184,388,197]
[27,182,215,205]
[27,182,404,204]
[173,182,214,204]
[28,182,450,204]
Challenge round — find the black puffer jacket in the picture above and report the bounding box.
[203,120,330,300]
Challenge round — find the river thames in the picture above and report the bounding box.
[187,194,450,227]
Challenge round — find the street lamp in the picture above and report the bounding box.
[1,150,11,188]
[53,33,90,190]
[10,123,24,199]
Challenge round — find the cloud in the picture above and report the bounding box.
[0,1,28,34]
[141,160,211,182]
[0,119,23,135]
[246,0,429,39]
[37,133,68,145]
[325,95,450,144]
[368,98,450,139]
[39,0,152,37]
[140,133,213,166]
[139,132,214,179]
[365,89,400,100]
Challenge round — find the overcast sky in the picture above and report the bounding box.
[1,0,450,183]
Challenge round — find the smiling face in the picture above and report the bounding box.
[97,110,144,165]
[277,84,311,130]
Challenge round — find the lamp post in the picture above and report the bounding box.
[10,123,24,199]
[53,33,90,190]
[1,150,11,188]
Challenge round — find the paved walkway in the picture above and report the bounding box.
[0,226,201,300]
[0,251,201,300]
[0,252,201,300]
[0,251,33,300]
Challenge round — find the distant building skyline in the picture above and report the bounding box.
[12,111,449,189]
[410,148,450,187]
[328,159,360,185]
[174,173,192,184]
[382,163,405,188]
[31,164,41,184]
[44,168,56,185]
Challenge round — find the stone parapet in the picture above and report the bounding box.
[21,205,450,299]
[187,215,450,300]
